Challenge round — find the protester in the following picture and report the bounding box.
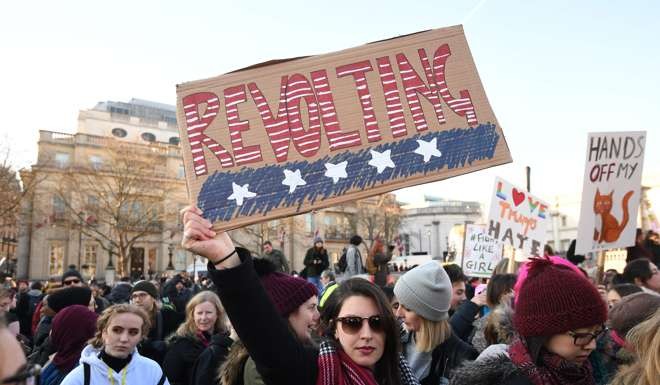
[61,270,84,287]
[370,240,392,287]
[130,280,183,364]
[163,290,227,385]
[444,264,488,341]
[609,309,660,385]
[107,278,133,304]
[345,235,364,278]
[450,257,608,385]
[59,304,168,385]
[217,258,318,385]
[0,314,39,385]
[163,274,193,313]
[180,206,419,385]
[303,237,329,291]
[606,284,642,309]
[622,258,660,294]
[16,281,43,338]
[625,228,653,263]
[262,240,289,273]
[0,287,19,336]
[394,261,477,384]
[40,305,98,385]
[319,269,338,309]
[608,292,660,349]
[90,281,110,313]
[470,274,517,352]
[442,264,467,313]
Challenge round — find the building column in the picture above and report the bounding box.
[431,221,440,257]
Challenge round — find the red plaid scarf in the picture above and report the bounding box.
[317,342,379,385]
[508,336,595,385]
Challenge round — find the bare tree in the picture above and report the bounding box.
[55,142,179,277]
[355,195,402,250]
[0,144,43,228]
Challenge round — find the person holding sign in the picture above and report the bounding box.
[180,206,419,385]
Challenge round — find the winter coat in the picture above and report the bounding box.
[448,354,533,385]
[59,345,168,385]
[163,334,208,385]
[449,300,481,342]
[138,308,184,365]
[192,333,233,385]
[401,330,478,385]
[16,289,42,338]
[263,249,289,273]
[40,360,68,385]
[303,247,329,277]
[345,245,364,277]
[373,251,391,287]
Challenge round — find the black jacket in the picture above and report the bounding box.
[164,335,208,385]
[193,333,234,385]
[448,354,532,385]
[139,308,184,365]
[208,249,320,385]
[303,247,329,277]
[449,301,481,342]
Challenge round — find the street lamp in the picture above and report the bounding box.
[105,246,115,286]
[166,244,175,276]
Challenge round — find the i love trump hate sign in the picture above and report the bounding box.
[487,177,550,257]
[176,25,512,231]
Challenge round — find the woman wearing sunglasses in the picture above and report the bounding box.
[450,257,608,385]
[393,261,478,385]
[180,206,419,385]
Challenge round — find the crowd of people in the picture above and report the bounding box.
[0,208,658,385]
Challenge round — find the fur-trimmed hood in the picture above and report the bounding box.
[449,354,531,385]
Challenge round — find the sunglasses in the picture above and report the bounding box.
[63,278,81,286]
[567,326,608,346]
[335,316,383,334]
[0,363,41,385]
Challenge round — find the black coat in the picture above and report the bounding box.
[164,335,207,385]
[303,247,329,277]
[449,300,481,342]
[138,308,184,365]
[448,354,533,385]
[192,333,234,385]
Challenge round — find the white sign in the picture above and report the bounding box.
[576,132,646,254]
[487,177,550,257]
[462,224,503,277]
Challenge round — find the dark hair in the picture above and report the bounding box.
[320,279,402,385]
[443,264,467,284]
[623,258,654,284]
[525,335,549,364]
[486,274,517,307]
[263,240,272,247]
[30,281,43,291]
[544,244,554,255]
[610,283,643,298]
[349,235,363,246]
[380,286,395,303]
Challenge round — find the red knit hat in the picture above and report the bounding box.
[513,257,607,337]
[254,258,318,317]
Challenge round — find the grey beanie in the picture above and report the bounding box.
[394,260,452,321]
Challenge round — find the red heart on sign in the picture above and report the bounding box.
[512,188,525,206]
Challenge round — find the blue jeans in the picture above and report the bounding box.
[307,276,323,292]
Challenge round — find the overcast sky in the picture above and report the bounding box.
[1,0,658,220]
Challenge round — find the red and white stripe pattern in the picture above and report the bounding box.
[224,85,263,166]
[182,92,234,176]
[311,70,363,150]
[248,80,292,162]
[285,73,322,157]
[396,53,446,132]
[420,45,478,125]
[335,61,381,142]
[376,56,408,138]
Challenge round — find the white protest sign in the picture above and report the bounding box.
[462,224,502,277]
[576,132,646,254]
[487,177,550,257]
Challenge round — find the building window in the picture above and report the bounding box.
[169,137,180,146]
[55,153,70,168]
[49,242,64,276]
[89,155,103,170]
[83,244,97,278]
[175,249,187,271]
[141,132,156,142]
[52,195,66,221]
[561,216,567,227]
[111,128,127,138]
[177,164,185,179]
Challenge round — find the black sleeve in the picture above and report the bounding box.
[208,249,318,385]
[449,301,481,341]
[163,339,196,385]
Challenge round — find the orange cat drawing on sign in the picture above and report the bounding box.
[593,189,634,243]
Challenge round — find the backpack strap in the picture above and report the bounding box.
[157,371,166,385]
[84,362,91,385]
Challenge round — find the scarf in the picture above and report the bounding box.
[196,330,211,348]
[508,336,595,385]
[316,339,419,385]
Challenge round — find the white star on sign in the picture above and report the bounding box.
[227,182,256,206]
[324,161,348,184]
[282,169,306,193]
[414,138,442,163]
[368,149,395,174]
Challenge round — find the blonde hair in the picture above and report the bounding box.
[610,309,660,385]
[174,291,226,339]
[415,318,451,353]
[89,304,151,348]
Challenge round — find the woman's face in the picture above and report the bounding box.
[193,301,218,333]
[102,313,144,358]
[643,262,660,292]
[0,296,11,314]
[544,324,603,364]
[288,296,320,343]
[395,303,422,332]
[606,289,622,309]
[334,295,385,369]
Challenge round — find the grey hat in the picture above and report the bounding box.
[394,260,452,321]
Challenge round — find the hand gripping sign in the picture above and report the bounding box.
[177,25,511,231]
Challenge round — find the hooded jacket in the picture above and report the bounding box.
[59,345,169,385]
[448,354,532,385]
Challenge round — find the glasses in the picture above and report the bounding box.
[63,278,81,286]
[1,364,41,385]
[335,316,383,334]
[567,326,608,346]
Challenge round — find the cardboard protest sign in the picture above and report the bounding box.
[576,132,646,254]
[176,25,511,230]
[462,224,502,277]
[487,177,550,257]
